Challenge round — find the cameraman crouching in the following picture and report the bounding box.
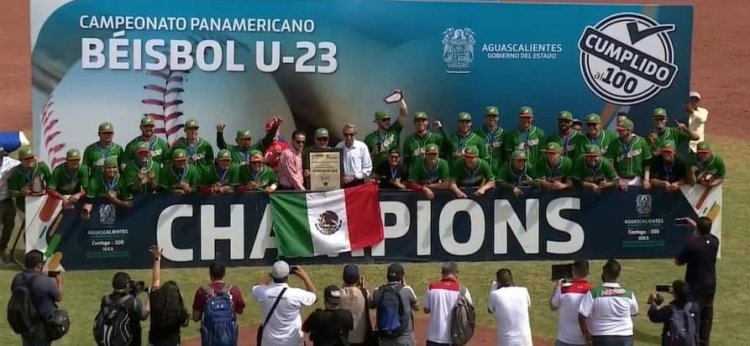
[647,280,700,346]
[94,272,150,346]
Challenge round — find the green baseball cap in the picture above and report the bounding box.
[457,112,472,121]
[653,107,668,119]
[65,149,81,161]
[618,118,635,131]
[140,116,155,126]
[18,147,34,159]
[184,119,199,128]
[586,113,601,124]
[135,141,149,153]
[511,150,527,160]
[696,142,711,152]
[485,106,500,117]
[425,143,439,154]
[217,149,232,161]
[236,129,252,139]
[98,122,114,133]
[104,156,119,168]
[544,142,562,153]
[414,111,429,120]
[558,111,574,121]
[315,128,329,138]
[172,148,188,161]
[584,144,602,156]
[518,106,533,117]
[661,140,677,153]
[374,110,390,121]
[250,149,264,162]
[463,146,479,158]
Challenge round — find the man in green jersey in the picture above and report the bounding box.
[160,149,202,195]
[546,110,583,159]
[448,146,495,198]
[238,150,278,193]
[608,118,652,192]
[8,147,52,210]
[123,142,161,195]
[47,149,89,208]
[215,123,276,165]
[476,106,504,175]
[363,99,408,168]
[504,106,545,165]
[407,143,450,200]
[690,142,726,187]
[402,111,443,170]
[536,142,573,192]
[439,112,488,166]
[82,157,132,220]
[171,119,214,171]
[122,116,170,166]
[574,113,618,160]
[647,107,699,156]
[83,122,125,176]
[200,149,239,195]
[572,144,617,195]
[496,150,537,197]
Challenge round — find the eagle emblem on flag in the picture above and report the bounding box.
[315,210,342,235]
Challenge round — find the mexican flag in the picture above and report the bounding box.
[270,183,385,257]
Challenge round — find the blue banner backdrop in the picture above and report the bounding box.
[31,188,700,270]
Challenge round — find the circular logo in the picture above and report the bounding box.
[579,13,678,105]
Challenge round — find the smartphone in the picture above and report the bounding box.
[656,285,671,292]
[290,265,299,274]
[551,264,574,281]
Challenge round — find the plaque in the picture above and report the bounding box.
[307,149,343,190]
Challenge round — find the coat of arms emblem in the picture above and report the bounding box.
[315,210,342,235]
[635,194,652,215]
[442,27,476,73]
[99,203,117,225]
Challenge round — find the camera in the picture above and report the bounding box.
[648,293,664,306]
[290,265,300,274]
[128,280,147,295]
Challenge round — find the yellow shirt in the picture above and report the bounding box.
[689,106,709,152]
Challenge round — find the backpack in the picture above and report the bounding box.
[668,302,698,346]
[200,284,237,346]
[93,294,136,346]
[375,284,406,338]
[450,285,475,346]
[7,274,43,335]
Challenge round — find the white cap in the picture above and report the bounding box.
[689,91,701,100]
[270,260,290,279]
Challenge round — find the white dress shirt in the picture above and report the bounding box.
[689,106,708,152]
[251,282,317,346]
[335,139,373,179]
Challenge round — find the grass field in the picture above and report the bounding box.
[0,137,747,345]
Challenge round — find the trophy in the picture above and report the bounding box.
[383,89,403,104]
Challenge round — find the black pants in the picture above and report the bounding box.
[0,198,16,251]
[694,291,714,346]
[344,179,365,188]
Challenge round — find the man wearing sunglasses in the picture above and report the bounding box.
[647,107,699,157]
[335,124,372,188]
[573,113,618,161]
[372,149,409,190]
[278,130,308,191]
[364,99,408,169]
[546,111,584,160]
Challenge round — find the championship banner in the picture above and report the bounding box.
[31,0,693,166]
[25,186,722,270]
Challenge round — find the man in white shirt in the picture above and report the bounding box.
[423,262,473,346]
[578,259,638,346]
[0,146,20,263]
[550,260,593,346]
[687,91,709,153]
[335,124,373,188]
[252,261,317,346]
[488,268,532,346]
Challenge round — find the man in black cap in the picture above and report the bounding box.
[370,263,419,346]
[339,264,371,346]
[372,149,409,190]
[303,285,354,346]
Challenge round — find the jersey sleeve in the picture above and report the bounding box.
[41,163,52,185]
[477,138,489,161]
[448,160,461,182]
[715,156,727,178]
[47,166,61,190]
[438,160,450,181]
[482,160,495,181]
[80,166,91,190]
[408,162,421,183]
[229,164,240,185]
[629,292,639,316]
[603,160,618,181]
[87,178,100,198]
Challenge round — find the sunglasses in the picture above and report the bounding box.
[389,155,400,159]
[295,140,305,144]
[586,123,599,127]
[380,118,391,122]
[343,133,356,137]
[315,137,328,141]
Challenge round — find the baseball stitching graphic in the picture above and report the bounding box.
[40,95,66,168]
[142,69,188,145]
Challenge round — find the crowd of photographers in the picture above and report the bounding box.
[7,215,718,346]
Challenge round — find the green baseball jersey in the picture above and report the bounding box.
[122,136,170,165]
[159,164,202,190]
[496,162,537,187]
[534,156,573,182]
[443,132,488,165]
[545,131,584,159]
[571,156,618,183]
[201,163,240,186]
[607,135,652,178]
[171,137,214,171]
[503,127,545,165]
[402,132,443,169]
[475,126,504,174]
[449,159,495,187]
[83,142,125,175]
[48,164,90,195]
[123,160,162,195]
[86,175,133,201]
[690,154,727,179]
[649,127,690,154]
[364,121,404,168]
[574,130,618,160]
[239,164,278,188]
[408,158,450,184]
[8,163,52,194]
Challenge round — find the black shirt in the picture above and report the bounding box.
[148,288,188,346]
[647,301,700,346]
[649,155,688,183]
[374,162,408,189]
[676,234,719,295]
[105,292,149,346]
[302,308,354,346]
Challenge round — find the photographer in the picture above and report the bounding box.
[488,268,532,346]
[549,260,592,346]
[94,272,149,346]
[647,280,700,346]
[147,246,189,346]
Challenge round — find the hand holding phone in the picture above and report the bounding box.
[655,285,671,292]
